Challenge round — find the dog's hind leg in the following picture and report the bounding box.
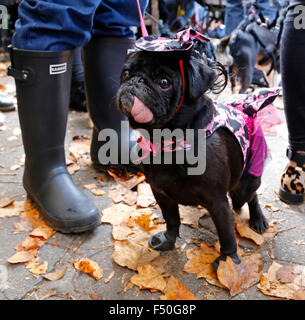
[230,173,269,233]
[206,197,241,270]
[148,191,180,251]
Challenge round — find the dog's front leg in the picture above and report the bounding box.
[148,190,180,251]
[206,197,241,270]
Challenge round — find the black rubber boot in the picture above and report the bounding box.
[7,47,101,233]
[83,36,142,174]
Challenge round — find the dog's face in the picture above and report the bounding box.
[116,50,217,129]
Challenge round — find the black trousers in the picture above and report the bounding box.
[281,0,305,151]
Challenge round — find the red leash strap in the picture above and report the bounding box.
[176,59,185,114]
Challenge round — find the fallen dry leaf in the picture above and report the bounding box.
[30,225,56,240]
[160,274,198,300]
[179,205,208,228]
[108,184,137,205]
[107,170,145,189]
[235,221,265,246]
[217,253,263,296]
[66,160,80,175]
[13,201,46,233]
[19,235,46,251]
[91,188,105,196]
[136,183,156,208]
[83,183,97,190]
[130,264,167,292]
[258,261,305,300]
[0,200,25,218]
[25,259,48,275]
[7,249,37,264]
[104,271,115,284]
[101,203,163,241]
[184,243,220,281]
[43,268,67,281]
[134,213,158,232]
[112,240,160,271]
[74,258,103,280]
[0,197,14,208]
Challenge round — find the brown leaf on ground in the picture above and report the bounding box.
[101,203,163,241]
[258,261,305,300]
[179,205,208,228]
[136,183,156,208]
[134,213,158,232]
[107,170,146,189]
[66,160,80,175]
[13,200,46,233]
[19,235,46,251]
[0,200,25,218]
[108,184,137,206]
[112,240,160,271]
[217,253,263,296]
[43,268,67,281]
[235,221,265,246]
[25,259,48,275]
[91,188,105,196]
[74,258,103,280]
[130,264,167,292]
[184,242,220,280]
[160,275,198,300]
[30,225,56,240]
[0,197,14,208]
[7,249,38,264]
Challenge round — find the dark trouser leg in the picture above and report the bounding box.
[83,36,141,173]
[279,8,305,204]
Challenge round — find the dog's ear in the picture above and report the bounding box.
[185,56,217,101]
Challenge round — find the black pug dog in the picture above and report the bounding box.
[116,44,269,269]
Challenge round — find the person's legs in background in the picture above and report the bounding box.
[8,0,101,232]
[279,1,305,204]
[256,0,278,24]
[224,0,244,35]
[83,0,149,173]
[69,47,87,112]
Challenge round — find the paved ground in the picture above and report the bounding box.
[0,71,304,301]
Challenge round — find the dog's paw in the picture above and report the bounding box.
[249,215,269,234]
[148,231,175,251]
[212,253,241,272]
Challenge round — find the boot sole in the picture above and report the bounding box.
[27,193,101,234]
[279,187,304,204]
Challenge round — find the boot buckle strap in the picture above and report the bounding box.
[7,66,31,81]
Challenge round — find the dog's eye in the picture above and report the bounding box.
[121,70,130,81]
[158,78,171,89]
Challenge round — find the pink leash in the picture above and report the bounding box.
[134,0,188,162]
[136,0,149,37]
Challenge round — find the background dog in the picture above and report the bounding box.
[116,45,269,269]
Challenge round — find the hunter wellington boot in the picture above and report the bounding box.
[8,47,101,233]
[83,36,141,174]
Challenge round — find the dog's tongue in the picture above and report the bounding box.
[131,96,154,123]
